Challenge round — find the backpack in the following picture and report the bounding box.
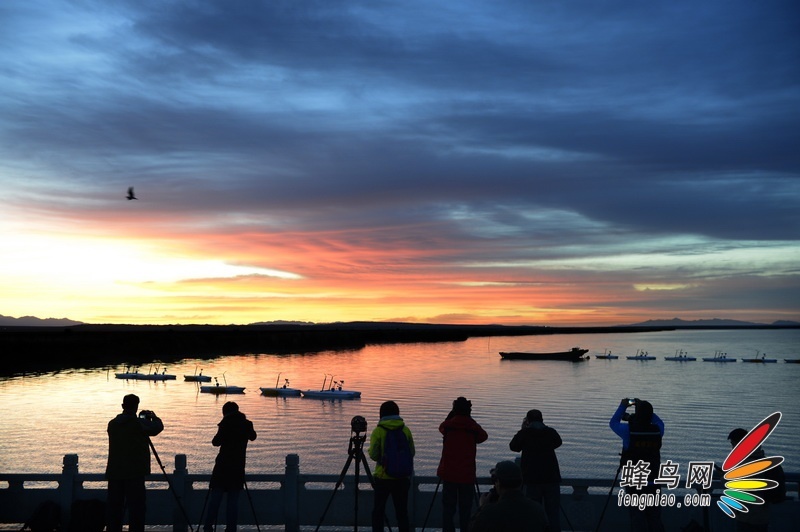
[381,426,413,477]
[764,463,786,503]
[22,500,60,532]
[68,498,106,532]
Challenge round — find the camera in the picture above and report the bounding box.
[138,410,155,421]
[350,415,368,434]
[627,398,638,406]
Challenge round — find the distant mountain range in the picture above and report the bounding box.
[1,314,797,328]
[0,314,84,327]
[627,318,799,327]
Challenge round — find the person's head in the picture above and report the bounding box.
[122,394,139,412]
[452,396,472,416]
[490,460,523,491]
[526,409,543,423]
[633,400,654,425]
[727,428,747,448]
[379,400,400,419]
[222,401,239,416]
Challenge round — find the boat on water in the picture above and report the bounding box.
[184,366,212,382]
[200,374,245,394]
[664,349,696,362]
[301,375,361,399]
[115,366,142,379]
[626,349,656,361]
[785,359,800,364]
[741,352,777,363]
[595,349,618,360]
[499,347,589,361]
[260,374,302,397]
[702,351,736,362]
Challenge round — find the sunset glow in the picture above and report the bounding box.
[1,1,798,326]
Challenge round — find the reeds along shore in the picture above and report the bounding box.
[0,322,681,376]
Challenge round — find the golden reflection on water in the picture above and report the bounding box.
[1,329,799,480]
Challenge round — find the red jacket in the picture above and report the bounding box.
[436,414,488,483]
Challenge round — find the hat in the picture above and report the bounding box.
[526,409,543,422]
[453,397,472,415]
[491,460,523,482]
[122,394,140,408]
[728,428,747,445]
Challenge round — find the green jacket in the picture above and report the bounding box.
[368,416,415,479]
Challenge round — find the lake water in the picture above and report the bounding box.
[1,328,798,483]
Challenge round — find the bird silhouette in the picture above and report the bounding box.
[126,187,138,200]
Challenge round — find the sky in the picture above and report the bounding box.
[1,0,799,327]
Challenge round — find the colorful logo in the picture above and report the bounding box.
[717,412,783,518]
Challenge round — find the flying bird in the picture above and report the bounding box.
[126,187,138,200]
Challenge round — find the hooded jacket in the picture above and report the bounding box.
[106,412,164,480]
[437,414,489,483]
[368,415,415,480]
[210,410,257,490]
[509,421,562,484]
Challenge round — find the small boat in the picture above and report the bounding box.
[499,347,589,361]
[627,349,656,361]
[184,367,212,382]
[664,349,696,362]
[595,349,618,360]
[301,375,361,399]
[260,373,302,397]
[741,352,777,363]
[784,359,800,364]
[200,375,245,394]
[702,351,736,362]
[115,366,142,379]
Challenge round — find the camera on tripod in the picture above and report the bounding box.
[351,415,367,434]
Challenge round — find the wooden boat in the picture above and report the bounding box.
[741,352,777,363]
[702,351,736,362]
[664,349,696,361]
[301,375,361,399]
[201,384,245,394]
[184,367,212,382]
[626,349,656,361]
[499,347,589,361]
[200,375,245,394]
[260,374,302,397]
[115,366,142,379]
[595,349,618,360]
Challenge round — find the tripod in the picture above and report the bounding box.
[315,430,381,532]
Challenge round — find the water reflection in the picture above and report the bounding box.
[1,329,798,482]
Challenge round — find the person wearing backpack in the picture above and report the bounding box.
[726,427,786,532]
[369,400,415,532]
[437,396,488,532]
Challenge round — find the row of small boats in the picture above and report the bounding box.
[497,348,799,363]
[594,349,800,363]
[114,367,362,398]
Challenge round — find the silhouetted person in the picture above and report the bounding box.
[369,400,415,532]
[105,394,164,532]
[610,398,665,532]
[469,460,549,531]
[725,427,785,532]
[204,401,257,532]
[437,397,488,532]
[509,409,562,531]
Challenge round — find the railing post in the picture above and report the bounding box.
[172,454,188,532]
[284,454,299,532]
[60,454,79,526]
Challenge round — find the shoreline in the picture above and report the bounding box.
[2,322,796,376]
